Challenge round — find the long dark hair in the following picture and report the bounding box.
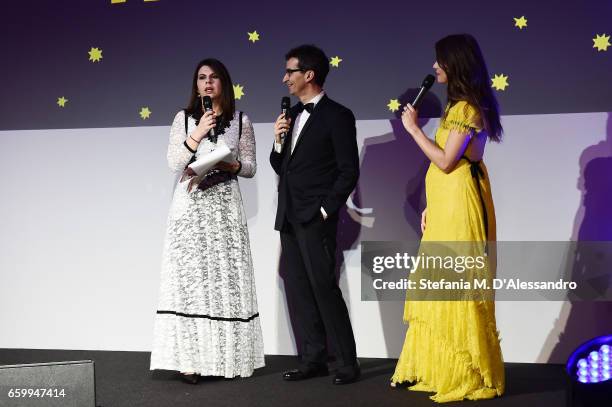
[435,34,503,142]
[185,58,235,126]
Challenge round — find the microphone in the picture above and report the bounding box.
[202,95,216,141]
[411,74,435,108]
[281,96,291,140]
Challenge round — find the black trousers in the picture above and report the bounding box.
[280,214,357,370]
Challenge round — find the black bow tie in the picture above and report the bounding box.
[297,102,315,114]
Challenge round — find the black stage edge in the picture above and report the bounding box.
[0,349,569,406]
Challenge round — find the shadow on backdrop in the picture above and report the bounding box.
[355,89,441,357]
[538,112,612,363]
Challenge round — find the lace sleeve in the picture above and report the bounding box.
[167,111,194,173]
[237,113,256,178]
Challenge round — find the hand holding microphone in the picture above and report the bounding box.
[203,95,219,142]
[401,103,420,135]
[191,95,218,142]
[402,74,435,135]
[194,110,217,141]
[274,97,291,144]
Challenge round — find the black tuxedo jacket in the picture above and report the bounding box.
[270,95,359,231]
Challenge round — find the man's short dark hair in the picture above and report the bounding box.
[285,44,329,87]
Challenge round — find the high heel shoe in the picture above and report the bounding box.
[180,373,200,384]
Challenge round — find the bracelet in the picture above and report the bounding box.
[189,134,201,143]
[183,140,197,154]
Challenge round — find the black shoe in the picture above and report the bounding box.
[390,380,412,389]
[282,365,329,381]
[333,365,361,385]
[180,373,200,384]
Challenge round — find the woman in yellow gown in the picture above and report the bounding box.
[391,34,505,402]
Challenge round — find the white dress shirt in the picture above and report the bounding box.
[274,91,325,154]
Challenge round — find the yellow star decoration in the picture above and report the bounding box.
[387,99,401,112]
[88,47,103,62]
[593,34,611,52]
[233,84,245,100]
[330,56,343,68]
[57,97,68,107]
[514,16,527,30]
[491,74,509,91]
[247,31,260,43]
[139,107,152,120]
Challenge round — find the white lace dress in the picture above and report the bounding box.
[150,110,265,378]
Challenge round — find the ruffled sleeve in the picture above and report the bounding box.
[442,101,482,136]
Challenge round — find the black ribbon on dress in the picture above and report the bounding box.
[461,156,489,243]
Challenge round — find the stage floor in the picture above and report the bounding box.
[0,349,569,406]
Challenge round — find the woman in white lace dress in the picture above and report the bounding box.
[150,59,265,383]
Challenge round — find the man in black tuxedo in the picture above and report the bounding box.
[270,45,360,385]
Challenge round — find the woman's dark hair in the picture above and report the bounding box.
[285,44,329,87]
[435,34,503,142]
[185,58,235,126]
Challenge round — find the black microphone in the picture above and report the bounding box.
[281,96,291,139]
[411,74,435,108]
[202,95,216,141]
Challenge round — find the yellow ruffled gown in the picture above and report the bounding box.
[391,101,505,402]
